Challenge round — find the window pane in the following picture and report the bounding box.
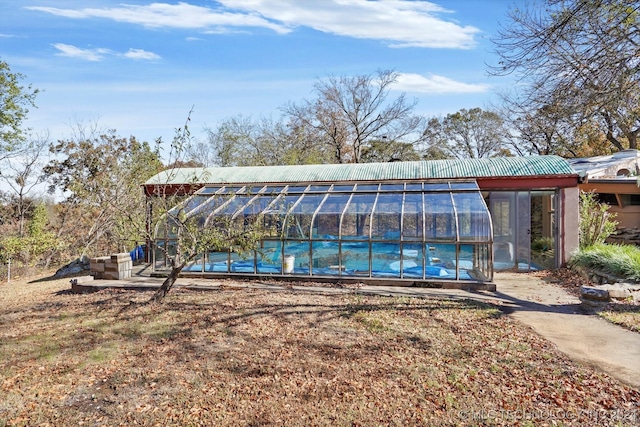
[341,193,376,238]
[187,193,229,219]
[619,194,640,206]
[380,183,404,192]
[311,240,340,275]
[371,242,400,277]
[197,186,221,195]
[257,241,282,274]
[402,192,423,241]
[263,186,285,195]
[181,194,212,215]
[450,182,479,190]
[424,182,450,191]
[217,195,256,216]
[284,241,310,274]
[313,194,350,238]
[371,193,402,239]
[260,195,295,237]
[308,185,331,193]
[331,184,355,192]
[221,186,244,194]
[453,192,491,242]
[401,243,424,278]
[285,185,309,193]
[287,194,326,239]
[341,240,370,276]
[424,193,455,240]
[354,183,379,192]
[205,250,230,273]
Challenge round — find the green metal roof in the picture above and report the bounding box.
[145,155,575,186]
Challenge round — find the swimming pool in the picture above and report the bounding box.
[183,239,488,281]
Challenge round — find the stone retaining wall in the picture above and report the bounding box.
[607,227,640,246]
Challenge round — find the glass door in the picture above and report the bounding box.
[490,192,516,270]
[530,191,557,270]
[516,192,531,271]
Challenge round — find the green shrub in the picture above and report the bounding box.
[570,243,640,281]
[579,191,617,248]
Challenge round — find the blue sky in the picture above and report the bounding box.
[1,0,523,150]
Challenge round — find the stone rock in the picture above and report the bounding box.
[580,286,610,301]
[599,283,632,300]
[54,256,90,278]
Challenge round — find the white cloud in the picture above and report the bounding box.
[394,73,489,94]
[217,0,479,48]
[27,3,292,33]
[52,43,161,62]
[29,1,478,49]
[123,48,161,61]
[52,43,112,61]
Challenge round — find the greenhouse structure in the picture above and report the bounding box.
[144,156,580,288]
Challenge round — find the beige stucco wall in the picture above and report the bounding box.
[560,186,580,266]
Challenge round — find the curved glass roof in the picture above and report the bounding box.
[158,180,492,243]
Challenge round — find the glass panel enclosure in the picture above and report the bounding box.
[287,194,326,239]
[153,180,493,283]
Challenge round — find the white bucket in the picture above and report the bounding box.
[284,255,295,274]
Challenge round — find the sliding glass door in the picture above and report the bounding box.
[489,191,557,271]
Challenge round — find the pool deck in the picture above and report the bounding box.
[70,266,640,390]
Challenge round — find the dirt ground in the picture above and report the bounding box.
[1,270,639,426]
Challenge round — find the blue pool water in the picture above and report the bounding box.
[183,240,477,280]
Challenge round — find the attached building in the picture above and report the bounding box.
[568,150,640,230]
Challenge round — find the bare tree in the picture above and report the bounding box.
[422,108,512,159]
[198,114,331,167]
[491,0,640,153]
[284,70,425,163]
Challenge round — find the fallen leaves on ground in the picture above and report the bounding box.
[0,273,638,426]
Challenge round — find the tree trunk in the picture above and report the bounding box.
[150,264,184,303]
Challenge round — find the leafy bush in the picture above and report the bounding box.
[570,243,640,281]
[579,191,617,248]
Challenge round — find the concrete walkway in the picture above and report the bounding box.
[81,269,640,389]
[491,272,640,390]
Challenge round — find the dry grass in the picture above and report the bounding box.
[1,273,639,426]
